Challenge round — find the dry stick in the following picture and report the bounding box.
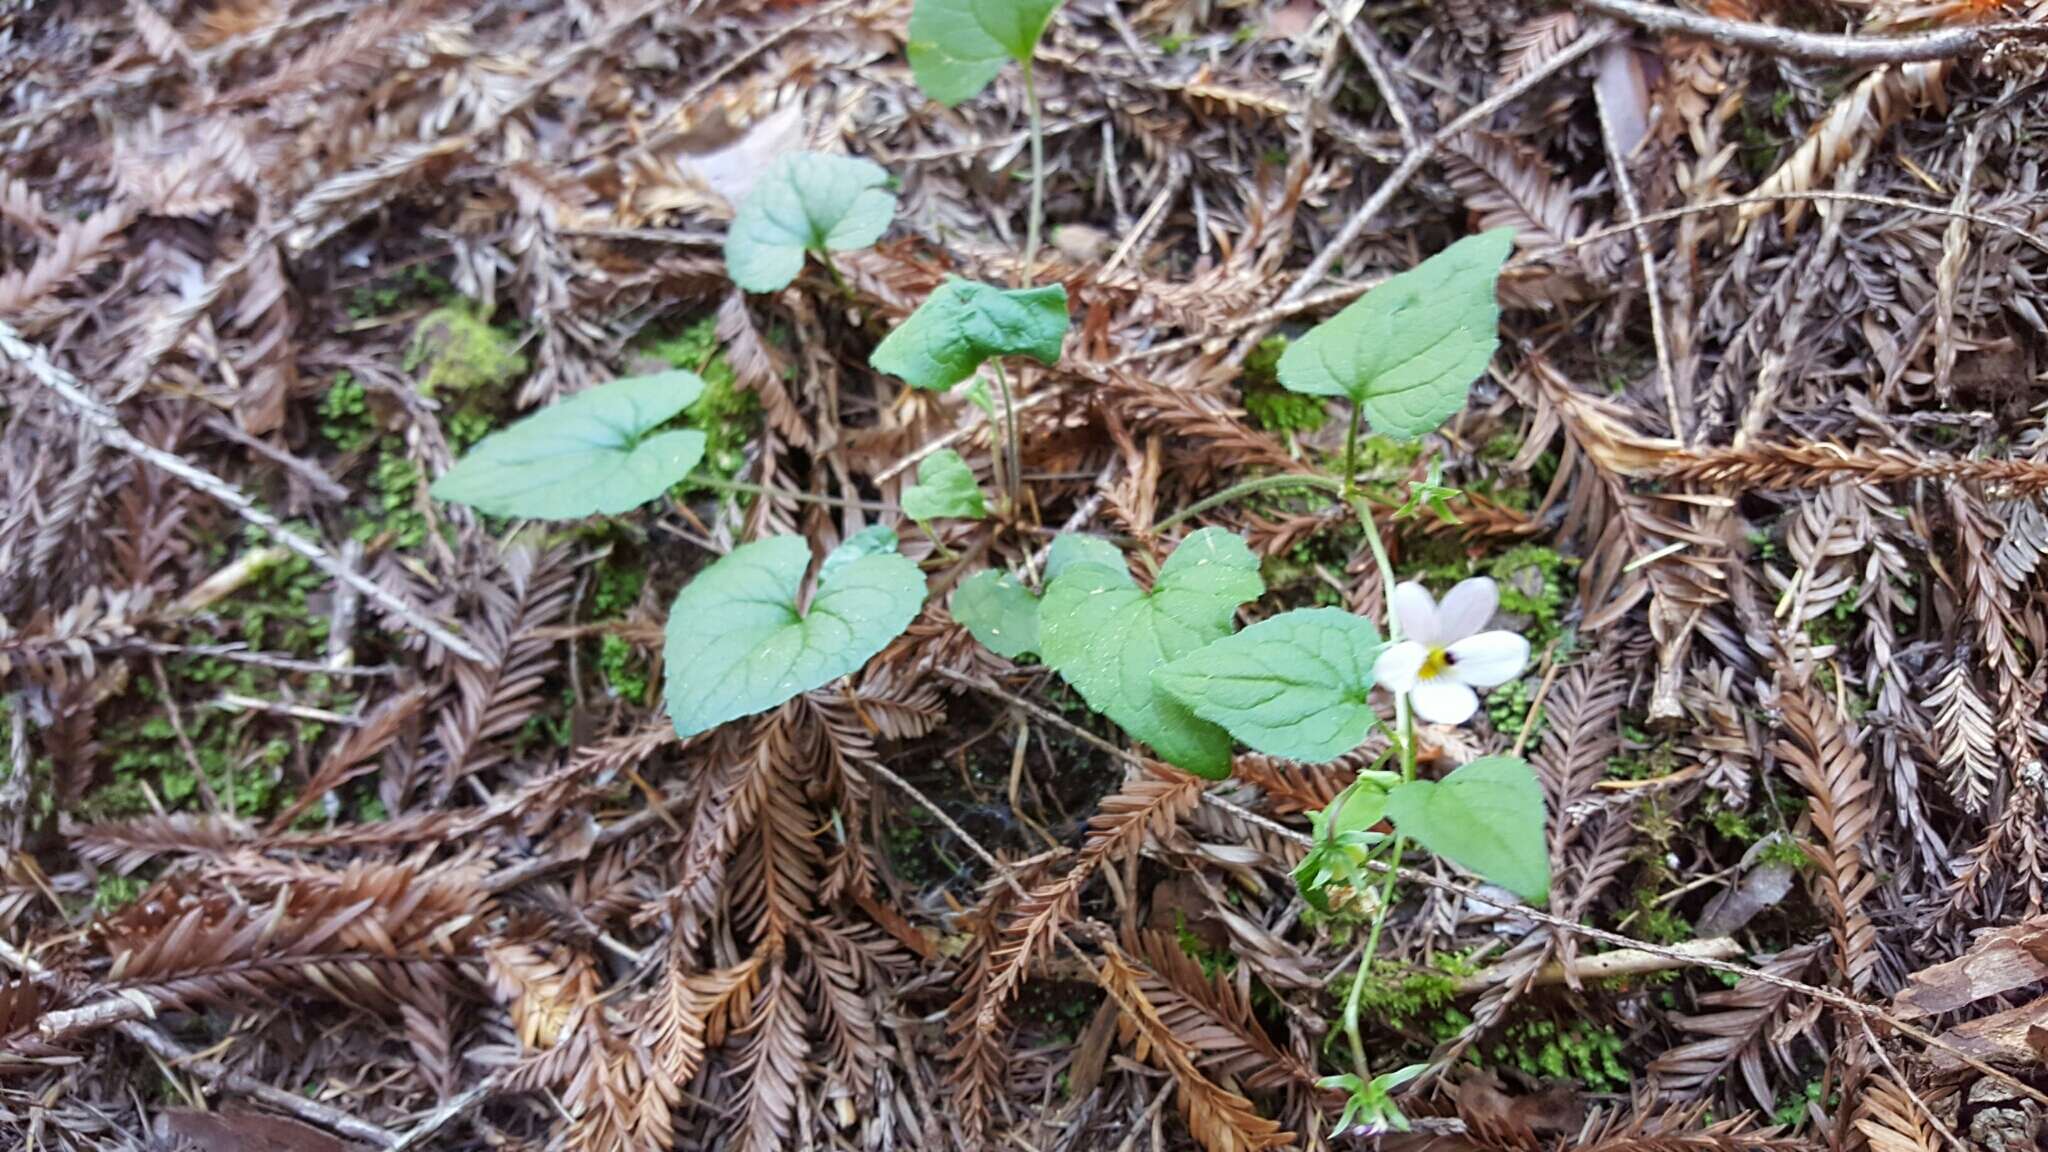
[0,320,486,663]
[1592,58,1680,440]
[579,0,865,176]
[0,939,398,1148]
[1237,23,1616,359]
[1321,0,1419,153]
[1112,188,2047,368]
[1453,936,1742,993]
[930,666,2048,1109]
[387,1072,505,1151]
[1574,0,2048,64]
[1856,1014,1969,1152]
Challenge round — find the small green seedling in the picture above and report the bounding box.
[662,531,927,738]
[1293,769,1399,914]
[901,449,987,556]
[1278,228,1514,442]
[906,0,1066,270]
[869,279,1068,391]
[724,152,898,293]
[871,278,1069,509]
[907,0,1064,105]
[1321,1064,1424,1137]
[1038,528,1263,779]
[430,370,708,519]
[1393,458,1463,525]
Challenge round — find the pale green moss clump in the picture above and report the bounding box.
[405,303,528,396]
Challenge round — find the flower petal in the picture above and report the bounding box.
[1390,582,1440,646]
[1373,641,1430,693]
[1446,631,1530,688]
[1410,678,1479,725]
[1435,577,1499,642]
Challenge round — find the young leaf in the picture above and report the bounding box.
[429,371,706,519]
[907,0,1066,106]
[1294,770,1400,911]
[662,535,927,738]
[1383,755,1549,904]
[1154,608,1384,763]
[1045,533,1122,579]
[1039,528,1263,778]
[820,524,901,585]
[724,153,897,293]
[1276,228,1513,440]
[870,279,1068,391]
[952,569,1038,658]
[901,449,987,521]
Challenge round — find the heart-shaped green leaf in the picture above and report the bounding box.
[1039,528,1263,778]
[950,536,1118,662]
[429,371,706,519]
[1154,608,1385,763]
[1277,229,1513,440]
[662,534,927,738]
[952,569,1038,658]
[908,0,1066,106]
[724,153,898,293]
[901,449,987,521]
[870,279,1068,391]
[1384,755,1550,904]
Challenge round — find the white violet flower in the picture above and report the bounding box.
[1372,576,1530,726]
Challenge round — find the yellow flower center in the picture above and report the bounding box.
[1419,646,1453,680]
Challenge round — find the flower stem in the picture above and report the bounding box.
[1342,831,1406,1078]
[1348,495,1400,646]
[691,476,891,512]
[1152,473,1343,532]
[1336,487,1412,1080]
[1021,61,1046,281]
[1340,403,1364,501]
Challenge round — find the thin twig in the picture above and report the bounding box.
[1856,1014,1969,1152]
[1322,0,1419,152]
[1109,188,2048,367]
[1454,936,1743,993]
[0,320,487,662]
[1591,53,1680,438]
[0,939,397,1147]
[1574,0,2048,64]
[1248,25,1615,335]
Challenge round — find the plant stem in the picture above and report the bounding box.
[1349,496,1399,644]
[992,359,1021,513]
[1021,61,1046,281]
[1342,832,1406,1078]
[820,251,852,298]
[917,518,957,561]
[1152,473,1344,532]
[1336,486,1411,1080]
[692,476,891,512]
[1340,403,1364,500]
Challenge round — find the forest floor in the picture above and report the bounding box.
[5,1,2048,1150]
